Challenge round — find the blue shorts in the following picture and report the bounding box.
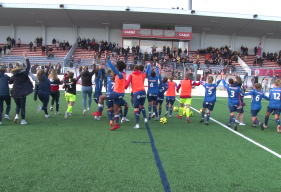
[118,99,128,107]
[237,106,244,113]
[93,92,102,104]
[106,100,114,109]
[131,92,133,97]
[166,96,175,105]
[105,91,125,105]
[251,110,260,117]
[267,106,281,115]
[147,93,158,102]
[133,90,146,108]
[156,95,165,105]
[203,102,215,111]
[228,106,238,113]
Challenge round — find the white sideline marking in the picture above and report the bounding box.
[175,98,281,159]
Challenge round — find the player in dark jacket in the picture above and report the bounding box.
[0,67,11,125]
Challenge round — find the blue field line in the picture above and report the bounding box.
[131,141,151,143]
[145,122,171,192]
[216,101,275,122]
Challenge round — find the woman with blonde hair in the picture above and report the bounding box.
[49,69,61,115]
[78,65,95,115]
[34,69,51,118]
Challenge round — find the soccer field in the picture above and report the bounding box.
[0,92,281,192]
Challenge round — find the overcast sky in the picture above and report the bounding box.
[5,0,281,17]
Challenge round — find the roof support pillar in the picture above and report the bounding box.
[10,23,15,39]
[73,25,77,44]
[231,33,236,51]
[41,24,45,46]
[105,26,109,42]
[200,31,205,49]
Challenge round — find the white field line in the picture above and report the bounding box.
[175,98,281,159]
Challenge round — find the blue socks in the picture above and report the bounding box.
[206,113,210,123]
[265,116,269,126]
[107,110,112,121]
[114,115,119,124]
[165,104,168,112]
[153,105,158,117]
[275,118,280,126]
[98,104,103,112]
[159,107,162,116]
[141,107,147,119]
[201,109,205,119]
[124,106,128,118]
[134,111,140,124]
[169,107,172,115]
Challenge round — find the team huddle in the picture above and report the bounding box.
[0,52,281,133]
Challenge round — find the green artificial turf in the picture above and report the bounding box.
[0,92,281,192]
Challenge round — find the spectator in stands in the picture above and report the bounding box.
[33,41,37,52]
[0,46,2,57]
[59,41,63,51]
[52,38,56,47]
[6,36,11,44]
[77,57,81,64]
[11,38,15,48]
[77,36,81,47]
[31,63,38,74]
[267,52,270,61]
[259,57,264,67]
[45,45,49,56]
[66,41,70,50]
[41,45,46,56]
[254,46,258,55]
[7,44,11,55]
[17,38,21,47]
[29,41,33,52]
[56,41,59,51]
[63,40,66,51]
[241,45,244,55]
[56,63,61,75]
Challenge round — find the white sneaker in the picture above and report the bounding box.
[263,124,267,129]
[169,115,173,118]
[99,116,103,118]
[4,114,10,120]
[64,111,68,119]
[21,119,27,125]
[235,119,240,123]
[95,116,100,121]
[121,117,130,123]
[45,114,50,118]
[0,122,2,126]
[50,106,53,111]
[87,107,90,111]
[83,110,86,116]
[37,105,42,113]
[164,112,168,116]
[144,118,148,123]
[239,122,246,126]
[133,124,139,129]
[69,113,73,116]
[14,115,19,123]
[55,112,59,115]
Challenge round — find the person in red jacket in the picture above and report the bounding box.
[176,73,201,123]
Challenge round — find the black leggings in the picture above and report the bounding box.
[0,95,11,122]
[14,97,26,119]
[50,91,60,112]
[39,94,50,115]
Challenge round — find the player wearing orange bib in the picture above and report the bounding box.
[92,56,127,130]
[125,65,148,129]
[165,76,177,117]
[176,74,201,123]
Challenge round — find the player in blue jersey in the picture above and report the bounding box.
[233,76,247,126]
[244,83,269,130]
[93,64,104,120]
[105,69,115,126]
[221,72,244,131]
[200,74,222,125]
[145,63,161,120]
[264,79,281,132]
[155,75,169,121]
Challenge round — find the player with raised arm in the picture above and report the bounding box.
[165,76,177,118]
[221,72,244,131]
[125,65,147,129]
[92,54,127,130]
[263,79,281,132]
[145,63,161,120]
[105,69,115,126]
[244,83,269,130]
[200,74,222,125]
[176,73,201,123]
